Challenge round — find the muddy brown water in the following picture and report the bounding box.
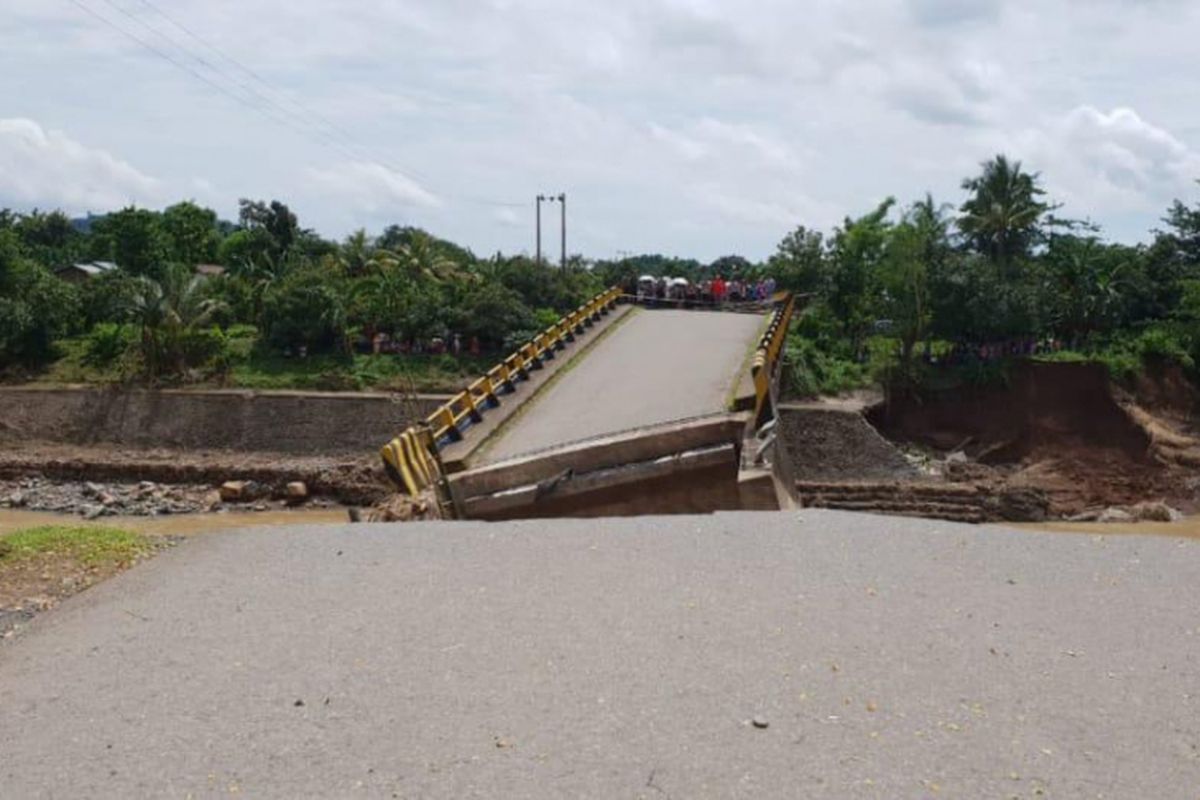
[0,508,350,537]
[1009,517,1200,540]
[4,508,1200,541]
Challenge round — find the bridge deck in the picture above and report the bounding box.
[480,308,763,463]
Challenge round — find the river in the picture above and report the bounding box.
[0,508,351,537]
[4,508,1200,540]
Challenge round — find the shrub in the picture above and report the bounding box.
[81,323,136,368]
[784,336,873,397]
[1135,327,1193,370]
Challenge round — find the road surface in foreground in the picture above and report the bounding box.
[481,308,763,462]
[2,511,1197,798]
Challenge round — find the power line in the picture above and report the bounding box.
[89,0,371,166]
[70,0,529,210]
[65,0,360,165]
[126,0,418,179]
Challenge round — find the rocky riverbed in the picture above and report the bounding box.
[0,477,338,518]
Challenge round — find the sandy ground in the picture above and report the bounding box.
[482,309,763,462]
[2,509,1198,798]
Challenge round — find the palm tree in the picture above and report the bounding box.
[959,155,1052,275]
[376,230,467,285]
[228,250,292,325]
[123,265,225,378]
[339,229,376,277]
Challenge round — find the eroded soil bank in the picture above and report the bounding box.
[862,361,1200,518]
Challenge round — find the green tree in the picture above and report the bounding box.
[1161,188,1200,267]
[959,155,1051,275]
[454,281,534,349]
[767,225,828,295]
[879,199,950,371]
[13,210,83,267]
[828,198,895,354]
[90,207,170,279]
[262,267,349,353]
[237,199,299,262]
[161,201,220,265]
[0,231,80,366]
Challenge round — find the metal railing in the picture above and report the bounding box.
[380,286,624,496]
[750,292,795,427]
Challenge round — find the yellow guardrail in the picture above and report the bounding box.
[750,292,795,427]
[380,286,624,496]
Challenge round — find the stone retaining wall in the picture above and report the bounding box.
[0,387,449,456]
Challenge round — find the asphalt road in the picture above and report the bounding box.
[2,511,1198,798]
[481,308,763,462]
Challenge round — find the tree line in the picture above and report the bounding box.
[0,199,604,381]
[765,156,1200,395]
[2,154,1198,393]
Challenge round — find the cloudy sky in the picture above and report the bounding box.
[3,0,1199,261]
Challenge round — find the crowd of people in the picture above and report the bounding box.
[365,332,482,356]
[631,275,778,307]
[926,337,1069,365]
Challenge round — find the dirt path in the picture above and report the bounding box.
[482,309,763,462]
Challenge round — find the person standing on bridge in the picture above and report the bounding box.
[712,275,726,305]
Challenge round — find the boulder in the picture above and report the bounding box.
[219,481,249,502]
[1129,501,1183,523]
[219,480,268,502]
[203,489,223,512]
[285,482,309,504]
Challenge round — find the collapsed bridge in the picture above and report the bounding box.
[381,289,796,519]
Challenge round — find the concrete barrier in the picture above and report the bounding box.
[447,414,761,520]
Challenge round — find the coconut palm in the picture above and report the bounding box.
[122,265,225,378]
[959,155,1051,275]
[376,230,468,285]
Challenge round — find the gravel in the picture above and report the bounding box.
[0,477,335,518]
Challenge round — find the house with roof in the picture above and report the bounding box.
[53,261,118,283]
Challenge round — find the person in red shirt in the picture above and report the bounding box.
[712,275,726,304]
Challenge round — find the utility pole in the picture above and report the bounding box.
[535,194,545,265]
[558,192,566,271]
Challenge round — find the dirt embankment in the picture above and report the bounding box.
[778,405,917,482]
[868,362,1200,516]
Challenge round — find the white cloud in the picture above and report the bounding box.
[649,118,804,171]
[2,1,1199,256]
[1008,106,1200,214]
[305,161,440,213]
[0,117,160,212]
[648,123,708,161]
[492,207,523,228]
[907,0,1002,27]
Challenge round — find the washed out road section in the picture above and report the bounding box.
[1,511,1197,798]
[481,308,763,462]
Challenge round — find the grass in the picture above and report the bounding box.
[225,351,494,393]
[0,525,152,566]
